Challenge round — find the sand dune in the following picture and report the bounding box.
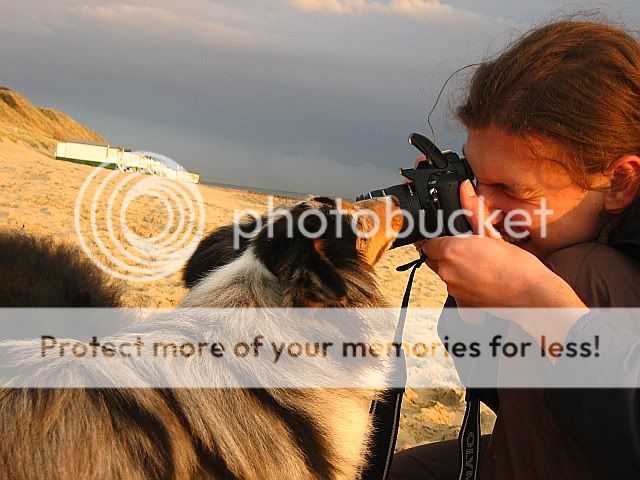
[0,87,105,156]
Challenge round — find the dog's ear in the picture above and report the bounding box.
[182,220,257,288]
[254,213,347,307]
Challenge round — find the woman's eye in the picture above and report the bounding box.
[502,189,529,201]
[477,183,509,195]
[494,184,525,198]
[477,183,527,203]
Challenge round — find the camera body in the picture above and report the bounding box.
[356,133,475,248]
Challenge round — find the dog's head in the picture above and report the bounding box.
[182,196,403,307]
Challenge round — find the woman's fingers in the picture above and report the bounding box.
[420,236,448,260]
[459,180,502,239]
[416,240,439,272]
[425,257,439,274]
[417,239,439,275]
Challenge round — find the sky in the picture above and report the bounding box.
[1,0,639,196]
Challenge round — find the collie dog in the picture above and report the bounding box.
[0,195,402,480]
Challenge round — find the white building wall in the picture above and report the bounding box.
[56,142,123,164]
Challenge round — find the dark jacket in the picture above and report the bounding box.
[440,207,640,479]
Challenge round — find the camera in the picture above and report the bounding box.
[356,133,475,248]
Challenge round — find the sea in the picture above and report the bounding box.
[201,180,310,200]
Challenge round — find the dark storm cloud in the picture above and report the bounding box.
[0,1,637,196]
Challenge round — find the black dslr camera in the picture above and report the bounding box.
[356,133,475,248]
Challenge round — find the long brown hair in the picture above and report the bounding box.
[456,19,640,193]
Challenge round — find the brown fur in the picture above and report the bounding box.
[0,230,123,307]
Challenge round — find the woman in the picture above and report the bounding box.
[390,19,640,479]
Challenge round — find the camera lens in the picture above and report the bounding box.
[356,134,474,248]
[356,183,424,248]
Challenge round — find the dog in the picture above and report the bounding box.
[0,195,402,480]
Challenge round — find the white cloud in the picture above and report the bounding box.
[389,0,445,13]
[291,0,450,16]
[289,0,488,24]
[290,0,371,14]
[74,2,279,50]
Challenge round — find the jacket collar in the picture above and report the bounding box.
[608,200,640,262]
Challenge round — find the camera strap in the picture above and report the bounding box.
[360,254,482,480]
[398,258,482,480]
[458,392,481,480]
[360,254,426,480]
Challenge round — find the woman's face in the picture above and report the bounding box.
[464,127,605,259]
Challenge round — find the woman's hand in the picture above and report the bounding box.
[417,180,586,310]
[421,233,584,309]
[417,179,588,347]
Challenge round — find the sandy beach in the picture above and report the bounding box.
[0,137,495,449]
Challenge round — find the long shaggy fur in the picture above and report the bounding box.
[0,230,123,307]
[0,196,400,480]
